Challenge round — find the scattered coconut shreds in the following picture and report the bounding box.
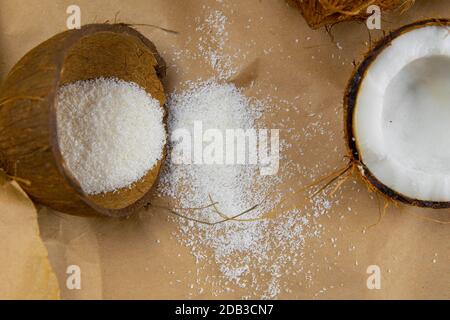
[157,78,334,298]
[158,80,286,298]
[197,10,236,79]
[169,9,238,80]
[158,6,340,299]
[56,77,166,195]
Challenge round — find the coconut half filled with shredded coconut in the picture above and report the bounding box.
[56,77,166,195]
[346,19,450,207]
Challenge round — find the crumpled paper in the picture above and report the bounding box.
[0,172,59,299]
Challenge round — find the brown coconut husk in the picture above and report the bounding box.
[288,0,415,29]
[0,23,167,217]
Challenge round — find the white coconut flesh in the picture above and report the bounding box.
[355,25,450,202]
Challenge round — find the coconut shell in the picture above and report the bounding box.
[345,19,450,208]
[288,0,414,29]
[0,23,167,217]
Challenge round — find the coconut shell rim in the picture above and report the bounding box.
[48,23,167,217]
[344,18,450,209]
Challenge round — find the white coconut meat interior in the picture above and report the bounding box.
[355,25,450,202]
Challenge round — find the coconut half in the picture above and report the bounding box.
[346,19,450,207]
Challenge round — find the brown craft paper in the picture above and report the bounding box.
[0,0,449,299]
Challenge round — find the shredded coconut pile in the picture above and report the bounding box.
[160,80,269,218]
[56,77,166,195]
[158,80,310,298]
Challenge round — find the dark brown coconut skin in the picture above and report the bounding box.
[0,24,167,217]
[345,18,450,209]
